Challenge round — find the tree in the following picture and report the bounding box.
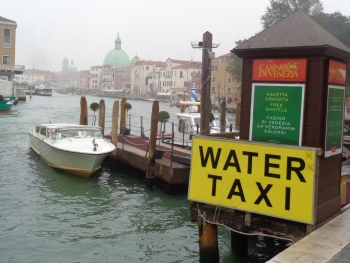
[226,39,246,83]
[312,12,350,88]
[123,102,132,132]
[90,102,99,125]
[158,111,170,148]
[261,0,324,29]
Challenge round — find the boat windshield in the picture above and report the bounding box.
[51,129,103,140]
[193,117,215,128]
[214,117,229,128]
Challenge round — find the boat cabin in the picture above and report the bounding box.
[32,124,103,140]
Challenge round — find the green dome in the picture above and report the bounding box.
[131,55,140,65]
[103,33,130,67]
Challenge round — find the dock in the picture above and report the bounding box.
[267,204,350,263]
[106,133,192,193]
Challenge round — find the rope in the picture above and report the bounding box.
[121,136,149,146]
[196,203,295,243]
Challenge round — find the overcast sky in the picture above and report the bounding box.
[2,0,350,72]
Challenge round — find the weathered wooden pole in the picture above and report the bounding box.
[180,104,185,113]
[120,98,127,134]
[110,100,119,170]
[200,31,212,136]
[231,232,248,256]
[235,102,241,131]
[98,99,105,135]
[80,96,88,125]
[146,101,159,189]
[197,31,219,263]
[198,216,219,263]
[220,98,226,133]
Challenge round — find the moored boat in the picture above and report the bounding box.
[29,123,116,177]
[0,94,18,114]
[164,101,239,148]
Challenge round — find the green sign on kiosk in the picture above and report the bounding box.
[250,83,305,146]
[325,85,345,157]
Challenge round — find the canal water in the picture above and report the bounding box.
[0,93,290,263]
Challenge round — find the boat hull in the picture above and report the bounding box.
[29,133,113,177]
[0,97,16,113]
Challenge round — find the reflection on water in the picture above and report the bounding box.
[0,94,288,263]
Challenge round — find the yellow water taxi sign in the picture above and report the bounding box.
[188,137,316,224]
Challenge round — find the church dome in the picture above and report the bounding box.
[103,33,130,67]
[67,60,77,71]
[131,55,141,65]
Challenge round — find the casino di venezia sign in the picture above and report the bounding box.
[253,59,307,82]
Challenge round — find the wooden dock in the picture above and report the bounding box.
[105,133,192,193]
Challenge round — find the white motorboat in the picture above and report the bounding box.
[164,102,239,148]
[29,123,116,177]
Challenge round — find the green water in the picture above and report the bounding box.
[0,94,289,263]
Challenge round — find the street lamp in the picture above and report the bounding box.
[191,32,220,136]
[190,41,220,59]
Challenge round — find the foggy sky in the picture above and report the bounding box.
[2,0,350,72]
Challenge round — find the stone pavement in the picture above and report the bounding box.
[266,206,350,263]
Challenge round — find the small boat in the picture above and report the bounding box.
[0,94,18,114]
[164,102,239,148]
[29,123,116,177]
[37,87,53,96]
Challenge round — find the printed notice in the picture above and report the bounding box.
[250,84,305,146]
[325,86,345,157]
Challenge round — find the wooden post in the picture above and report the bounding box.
[231,231,248,256]
[99,99,105,135]
[80,96,88,125]
[110,100,119,170]
[120,98,127,134]
[180,105,185,113]
[198,216,219,263]
[146,101,159,189]
[220,99,226,133]
[235,102,241,130]
[200,31,212,136]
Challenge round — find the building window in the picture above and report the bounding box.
[212,66,217,71]
[228,77,232,84]
[3,56,10,65]
[3,29,10,48]
[211,86,216,92]
[212,76,216,83]
[227,88,232,93]
[180,71,183,77]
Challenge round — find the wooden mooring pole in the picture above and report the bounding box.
[231,231,248,256]
[80,96,88,125]
[197,31,219,263]
[198,216,219,263]
[110,100,119,170]
[99,99,105,135]
[146,101,159,189]
[220,98,226,133]
[120,98,127,134]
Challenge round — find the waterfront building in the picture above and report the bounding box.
[129,60,165,98]
[158,58,201,101]
[147,62,166,98]
[211,53,241,104]
[78,70,90,91]
[89,33,130,96]
[0,16,24,85]
[14,70,45,85]
[90,65,103,95]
